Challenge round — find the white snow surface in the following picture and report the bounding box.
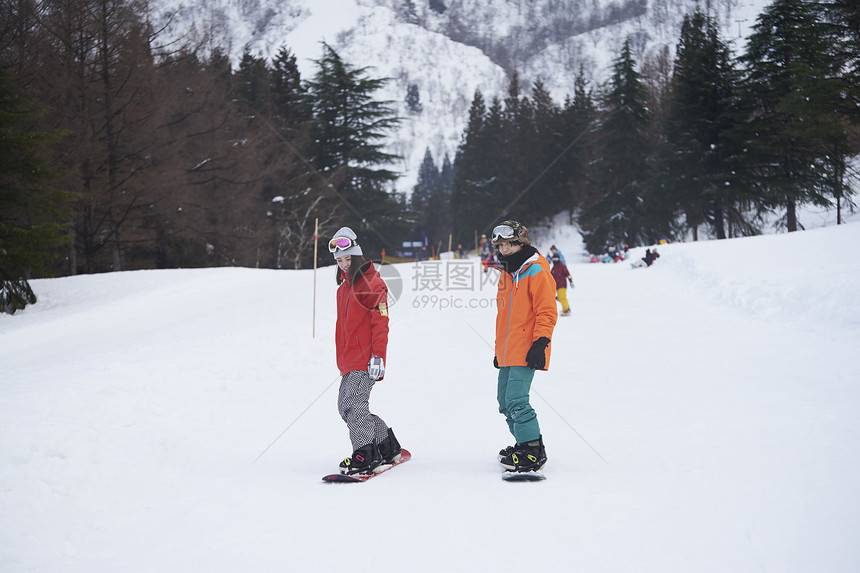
[3,221,860,572]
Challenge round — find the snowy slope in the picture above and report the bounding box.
[2,222,860,572]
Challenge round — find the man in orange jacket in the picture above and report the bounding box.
[491,220,558,473]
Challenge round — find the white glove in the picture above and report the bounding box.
[368,355,385,381]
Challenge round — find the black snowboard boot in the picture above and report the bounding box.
[498,444,515,461]
[378,428,402,465]
[500,435,547,472]
[339,443,382,475]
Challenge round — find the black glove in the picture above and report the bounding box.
[525,337,551,370]
[493,356,500,369]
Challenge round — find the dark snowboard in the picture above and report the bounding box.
[502,470,546,482]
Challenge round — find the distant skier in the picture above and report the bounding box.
[631,248,660,269]
[646,249,660,266]
[480,233,494,272]
[549,250,574,316]
[329,226,403,475]
[548,245,567,266]
[491,220,558,473]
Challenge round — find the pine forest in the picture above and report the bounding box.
[1,0,859,312]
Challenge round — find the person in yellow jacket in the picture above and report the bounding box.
[491,220,558,473]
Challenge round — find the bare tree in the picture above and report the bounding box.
[36,0,163,272]
[273,193,339,269]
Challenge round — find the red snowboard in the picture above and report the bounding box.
[322,449,412,483]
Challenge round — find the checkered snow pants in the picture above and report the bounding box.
[338,370,390,451]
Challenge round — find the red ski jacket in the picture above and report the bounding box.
[335,259,389,378]
[550,261,571,289]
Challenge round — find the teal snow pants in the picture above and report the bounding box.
[497,366,540,444]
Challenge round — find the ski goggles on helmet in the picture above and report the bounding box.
[491,224,516,243]
[328,236,357,253]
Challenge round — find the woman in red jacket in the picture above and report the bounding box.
[330,226,402,475]
[492,220,557,473]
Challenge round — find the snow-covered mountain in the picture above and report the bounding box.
[149,0,772,191]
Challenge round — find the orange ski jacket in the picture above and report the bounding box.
[494,249,558,370]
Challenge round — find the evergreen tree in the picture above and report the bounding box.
[481,96,508,225]
[411,147,444,245]
[738,0,843,231]
[402,0,419,24]
[818,0,860,224]
[499,72,536,221]
[824,0,860,121]
[270,45,311,128]
[665,9,739,239]
[261,48,328,270]
[412,147,439,213]
[451,90,493,243]
[582,39,659,252]
[236,46,272,114]
[429,0,447,15]
[561,66,597,213]
[640,45,674,132]
[0,70,69,313]
[435,153,454,242]
[405,83,423,114]
[305,43,404,256]
[529,80,567,218]
[440,153,455,192]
